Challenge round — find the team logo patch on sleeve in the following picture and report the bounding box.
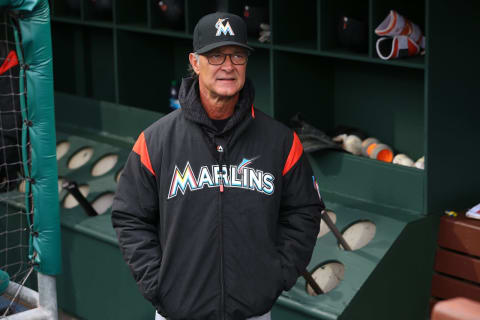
[168,158,275,199]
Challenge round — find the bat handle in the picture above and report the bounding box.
[63,180,98,217]
[322,209,352,251]
[302,270,324,295]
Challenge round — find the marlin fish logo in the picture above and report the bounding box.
[215,18,235,36]
[238,156,259,173]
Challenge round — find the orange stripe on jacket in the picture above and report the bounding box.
[132,132,155,176]
[282,132,303,176]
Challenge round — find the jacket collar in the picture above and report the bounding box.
[179,77,255,135]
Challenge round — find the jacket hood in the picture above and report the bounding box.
[179,77,255,135]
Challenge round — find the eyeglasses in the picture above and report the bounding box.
[203,52,249,65]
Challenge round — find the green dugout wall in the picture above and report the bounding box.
[50,0,480,319]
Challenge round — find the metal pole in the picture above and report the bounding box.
[3,273,57,320]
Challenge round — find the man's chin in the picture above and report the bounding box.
[214,89,241,99]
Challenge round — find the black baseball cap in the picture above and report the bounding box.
[193,12,253,54]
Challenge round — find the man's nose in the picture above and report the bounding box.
[221,55,234,70]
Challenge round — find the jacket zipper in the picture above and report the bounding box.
[218,141,225,320]
[202,128,229,320]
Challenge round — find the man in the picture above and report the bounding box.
[112,12,323,320]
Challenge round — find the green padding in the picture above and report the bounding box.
[0,0,38,10]
[6,0,61,275]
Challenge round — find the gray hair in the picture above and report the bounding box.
[188,53,200,78]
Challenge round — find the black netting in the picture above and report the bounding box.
[0,10,33,285]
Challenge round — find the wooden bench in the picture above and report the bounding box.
[431,212,480,309]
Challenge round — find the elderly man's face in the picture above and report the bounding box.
[190,45,248,99]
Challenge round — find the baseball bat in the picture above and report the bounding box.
[322,209,352,251]
[63,180,98,217]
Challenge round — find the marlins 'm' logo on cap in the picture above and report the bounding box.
[193,12,253,54]
[215,18,235,36]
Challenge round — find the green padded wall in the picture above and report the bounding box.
[2,0,61,275]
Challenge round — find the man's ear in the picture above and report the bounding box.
[189,53,200,75]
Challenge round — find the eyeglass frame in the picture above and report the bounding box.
[200,51,250,65]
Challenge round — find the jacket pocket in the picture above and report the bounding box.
[149,272,167,317]
[143,284,166,317]
[227,247,285,316]
[273,252,287,296]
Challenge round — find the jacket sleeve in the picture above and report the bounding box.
[277,131,323,291]
[111,132,163,309]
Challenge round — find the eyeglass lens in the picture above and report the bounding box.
[207,53,248,65]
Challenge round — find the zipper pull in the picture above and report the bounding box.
[219,176,224,193]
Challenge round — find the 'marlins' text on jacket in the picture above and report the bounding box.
[168,159,275,199]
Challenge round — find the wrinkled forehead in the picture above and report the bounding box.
[207,45,250,54]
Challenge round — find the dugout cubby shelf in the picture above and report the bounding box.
[49,1,480,320]
[52,0,114,22]
[116,0,147,27]
[51,0,81,19]
[51,25,115,103]
[227,0,270,46]
[320,0,369,54]
[149,0,186,31]
[84,0,113,22]
[186,1,218,33]
[116,31,191,113]
[272,0,318,49]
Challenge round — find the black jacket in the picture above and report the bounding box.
[112,77,323,320]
